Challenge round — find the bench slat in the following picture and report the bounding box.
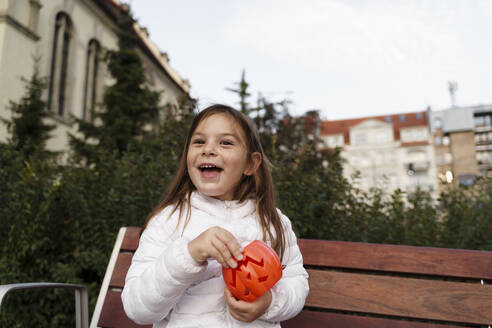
[282,311,461,328]
[98,290,152,328]
[299,239,492,280]
[121,227,142,251]
[306,269,492,325]
[109,252,133,288]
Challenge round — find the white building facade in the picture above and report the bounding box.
[0,0,190,152]
[321,111,438,198]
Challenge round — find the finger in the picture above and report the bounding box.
[224,288,236,305]
[216,230,244,261]
[212,239,237,268]
[210,245,230,268]
[225,292,252,314]
[229,309,244,322]
[224,289,248,313]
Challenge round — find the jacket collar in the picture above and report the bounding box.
[190,191,256,220]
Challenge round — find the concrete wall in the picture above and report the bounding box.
[0,0,189,152]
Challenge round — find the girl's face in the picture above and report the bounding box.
[187,113,256,201]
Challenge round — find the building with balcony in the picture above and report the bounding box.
[320,111,438,197]
[474,107,492,175]
[429,104,492,190]
[0,0,190,152]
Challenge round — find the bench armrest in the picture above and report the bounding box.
[0,282,89,328]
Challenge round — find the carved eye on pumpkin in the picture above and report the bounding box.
[222,240,282,302]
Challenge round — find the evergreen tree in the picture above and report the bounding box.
[1,60,56,160]
[226,69,251,115]
[71,9,160,160]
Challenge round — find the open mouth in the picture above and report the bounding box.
[198,164,223,178]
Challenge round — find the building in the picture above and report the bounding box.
[0,0,190,152]
[474,106,492,175]
[429,104,492,190]
[320,111,438,197]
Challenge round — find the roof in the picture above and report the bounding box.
[93,0,190,94]
[320,111,428,144]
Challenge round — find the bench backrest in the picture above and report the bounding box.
[284,239,492,328]
[90,227,492,328]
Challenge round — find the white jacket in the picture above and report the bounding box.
[122,192,309,328]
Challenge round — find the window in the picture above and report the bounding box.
[375,131,390,143]
[324,135,344,148]
[443,136,450,146]
[477,150,492,164]
[474,113,492,128]
[413,128,427,141]
[48,12,72,117]
[399,115,406,122]
[385,116,392,123]
[475,133,488,144]
[401,128,427,142]
[333,135,344,147]
[401,130,412,142]
[435,136,442,146]
[434,117,442,129]
[445,170,453,183]
[83,39,101,121]
[416,112,423,120]
[354,133,367,145]
[28,0,42,33]
[458,174,475,186]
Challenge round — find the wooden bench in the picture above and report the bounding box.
[90,227,492,328]
[2,226,490,327]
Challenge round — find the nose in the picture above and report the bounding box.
[202,142,216,156]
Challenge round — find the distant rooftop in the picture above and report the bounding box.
[96,0,190,94]
[321,110,428,143]
[429,104,492,133]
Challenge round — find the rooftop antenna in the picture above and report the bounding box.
[448,81,458,107]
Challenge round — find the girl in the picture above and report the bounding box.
[122,104,309,327]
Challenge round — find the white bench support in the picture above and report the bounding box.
[0,282,89,328]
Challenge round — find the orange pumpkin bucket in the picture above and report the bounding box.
[222,240,282,302]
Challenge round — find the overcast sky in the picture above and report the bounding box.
[126,0,492,120]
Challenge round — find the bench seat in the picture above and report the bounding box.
[91,227,492,328]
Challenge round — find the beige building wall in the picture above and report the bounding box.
[449,131,478,180]
[341,119,437,197]
[432,129,453,191]
[0,0,42,142]
[429,106,488,189]
[0,0,189,152]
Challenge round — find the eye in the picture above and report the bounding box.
[220,139,234,146]
[192,138,205,145]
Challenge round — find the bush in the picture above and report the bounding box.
[0,109,193,326]
[1,119,491,326]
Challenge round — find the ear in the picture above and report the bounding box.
[244,152,262,176]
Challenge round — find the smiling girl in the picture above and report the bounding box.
[122,104,309,327]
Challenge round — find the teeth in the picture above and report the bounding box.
[200,164,219,169]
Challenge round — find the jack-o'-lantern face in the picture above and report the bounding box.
[222,240,282,302]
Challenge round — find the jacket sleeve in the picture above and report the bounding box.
[121,208,206,325]
[259,211,309,323]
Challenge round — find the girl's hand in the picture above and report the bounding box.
[187,226,243,268]
[224,288,272,322]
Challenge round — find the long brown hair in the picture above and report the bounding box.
[145,104,286,259]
